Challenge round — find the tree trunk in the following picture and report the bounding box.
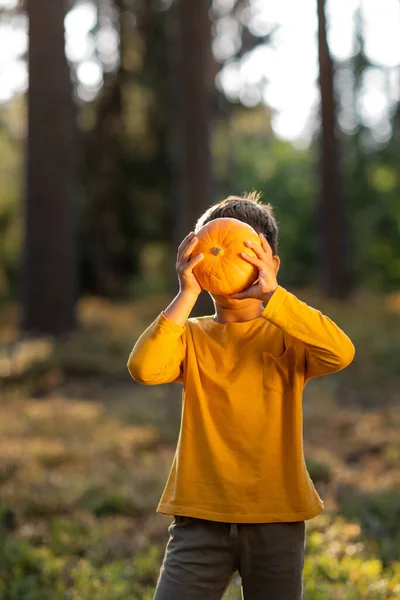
[172,0,214,315]
[23,0,76,335]
[316,0,350,299]
[84,60,125,298]
[165,0,184,292]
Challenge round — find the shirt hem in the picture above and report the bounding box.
[156,501,324,523]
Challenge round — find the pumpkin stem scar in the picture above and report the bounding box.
[211,247,224,256]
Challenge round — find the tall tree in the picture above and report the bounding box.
[22,0,76,334]
[83,0,126,298]
[316,0,351,299]
[178,0,213,234]
[82,0,173,297]
[169,0,214,315]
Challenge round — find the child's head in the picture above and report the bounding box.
[194,190,280,308]
[194,190,279,256]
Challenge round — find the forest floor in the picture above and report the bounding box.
[0,288,400,599]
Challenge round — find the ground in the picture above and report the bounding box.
[0,288,399,599]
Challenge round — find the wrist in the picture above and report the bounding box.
[179,288,200,299]
[262,285,278,304]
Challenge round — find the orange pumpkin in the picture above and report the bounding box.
[190,217,262,295]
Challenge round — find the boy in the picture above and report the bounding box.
[127,192,355,600]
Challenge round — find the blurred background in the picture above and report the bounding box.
[0,0,399,598]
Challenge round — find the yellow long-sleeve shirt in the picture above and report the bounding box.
[127,285,355,523]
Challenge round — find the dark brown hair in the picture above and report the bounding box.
[194,190,279,255]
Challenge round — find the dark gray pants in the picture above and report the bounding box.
[153,516,306,600]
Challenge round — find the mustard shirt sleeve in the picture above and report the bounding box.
[261,285,355,381]
[127,312,186,385]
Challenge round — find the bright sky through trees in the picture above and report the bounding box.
[0,0,399,144]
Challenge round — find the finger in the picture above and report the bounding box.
[230,283,259,299]
[189,252,204,265]
[178,234,198,261]
[178,231,194,249]
[259,233,273,256]
[229,291,246,300]
[182,235,199,260]
[183,253,203,271]
[244,240,265,260]
[177,231,195,257]
[240,252,262,267]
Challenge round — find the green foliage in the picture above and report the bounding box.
[338,489,400,565]
[223,130,318,288]
[0,537,67,600]
[303,516,400,599]
[0,534,160,600]
[80,486,143,517]
[1,518,399,600]
[305,457,332,484]
[304,554,400,599]
[0,125,22,302]
[213,107,400,292]
[343,134,400,292]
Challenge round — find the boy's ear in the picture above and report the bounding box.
[273,254,280,275]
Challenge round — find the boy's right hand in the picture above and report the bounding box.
[176,232,204,296]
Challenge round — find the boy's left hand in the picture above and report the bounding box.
[229,233,278,301]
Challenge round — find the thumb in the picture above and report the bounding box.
[229,291,246,300]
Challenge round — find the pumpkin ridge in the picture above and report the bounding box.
[208,271,223,280]
[220,220,235,249]
[205,228,216,252]
[208,253,224,281]
[221,254,257,288]
[217,240,258,292]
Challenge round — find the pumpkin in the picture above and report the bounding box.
[190,217,262,295]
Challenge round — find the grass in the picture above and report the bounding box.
[0,288,400,599]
